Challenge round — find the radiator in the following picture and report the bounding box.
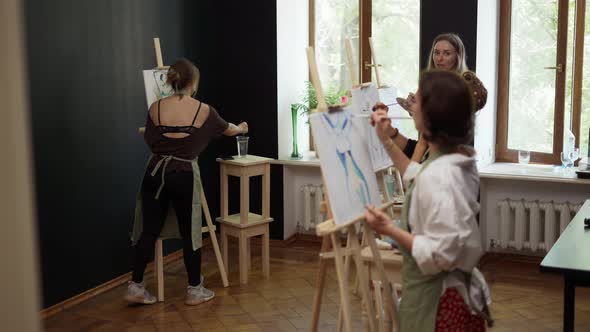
[300,184,325,231]
[494,199,582,252]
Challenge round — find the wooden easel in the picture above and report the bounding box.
[345,36,399,292]
[141,38,229,299]
[307,47,398,332]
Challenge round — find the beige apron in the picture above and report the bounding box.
[131,154,203,250]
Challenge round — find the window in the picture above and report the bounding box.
[497,0,590,164]
[311,0,421,140]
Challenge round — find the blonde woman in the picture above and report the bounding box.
[390,33,487,162]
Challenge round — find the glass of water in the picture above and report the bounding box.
[518,150,530,164]
[561,151,573,170]
[236,136,249,158]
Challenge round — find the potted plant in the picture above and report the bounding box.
[290,82,349,158]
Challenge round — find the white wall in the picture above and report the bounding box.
[0,0,43,329]
[277,0,310,158]
[282,165,323,239]
[474,0,500,169]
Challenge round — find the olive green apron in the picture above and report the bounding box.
[131,154,203,250]
[398,152,446,332]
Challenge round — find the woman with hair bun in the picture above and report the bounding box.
[368,70,492,331]
[127,58,247,306]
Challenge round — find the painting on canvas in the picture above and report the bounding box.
[351,84,393,172]
[142,69,175,109]
[310,107,381,225]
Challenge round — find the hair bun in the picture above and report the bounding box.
[167,68,180,83]
[462,71,487,111]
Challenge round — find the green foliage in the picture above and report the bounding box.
[291,81,348,119]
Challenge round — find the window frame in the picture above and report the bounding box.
[496,0,586,164]
[308,0,418,149]
[309,0,374,90]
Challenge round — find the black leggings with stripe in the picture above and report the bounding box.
[132,170,201,286]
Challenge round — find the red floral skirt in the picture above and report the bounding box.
[435,287,485,331]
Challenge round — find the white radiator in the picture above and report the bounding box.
[494,199,582,253]
[300,184,325,231]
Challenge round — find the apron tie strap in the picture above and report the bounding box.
[150,155,193,200]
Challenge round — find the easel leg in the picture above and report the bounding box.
[221,227,228,275]
[331,232,353,332]
[348,226,378,332]
[365,224,399,332]
[201,189,229,288]
[338,231,355,332]
[310,236,330,332]
[353,230,369,296]
[372,280,386,332]
[155,239,164,302]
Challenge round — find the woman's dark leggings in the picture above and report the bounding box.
[132,171,201,286]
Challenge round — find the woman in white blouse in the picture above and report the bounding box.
[367,70,492,331]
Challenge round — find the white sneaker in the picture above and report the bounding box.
[124,281,157,305]
[185,276,215,306]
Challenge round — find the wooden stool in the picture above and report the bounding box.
[216,155,273,284]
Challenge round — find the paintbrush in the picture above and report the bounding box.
[353,113,411,120]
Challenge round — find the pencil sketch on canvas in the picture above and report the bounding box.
[143,69,175,109]
[351,84,393,172]
[310,107,381,225]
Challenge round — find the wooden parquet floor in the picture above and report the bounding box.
[43,239,590,331]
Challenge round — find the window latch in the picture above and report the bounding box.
[543,64,563,73]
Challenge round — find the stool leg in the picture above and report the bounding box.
[262,225,270,278]
[239,233,248,284]
[246,238,251,271]
[221,227,228,274]
[155,239,164,302]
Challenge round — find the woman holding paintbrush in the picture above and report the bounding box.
[379,33,487,163]
[128,58,247,306]
[367,70,492,331]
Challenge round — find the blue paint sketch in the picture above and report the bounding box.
[310,107,381,225]
[351,84,393,172]
[142,69,175,109]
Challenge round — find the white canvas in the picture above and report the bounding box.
[142,69,175,109]
[310,108,381,225]
[351,84,393,172]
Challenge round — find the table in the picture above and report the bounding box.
[540,199,590,332]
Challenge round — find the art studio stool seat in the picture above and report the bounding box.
[216,155,273,284]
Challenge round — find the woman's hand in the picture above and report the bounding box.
[364,204,396,236]
[370,109,393,144]
[238,122,248,134]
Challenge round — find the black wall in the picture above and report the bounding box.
[420,0,478,71]
[25,0,280,308]
[186,1,282,240]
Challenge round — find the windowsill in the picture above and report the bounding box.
[271,151,320,167]
[480,162,590,185]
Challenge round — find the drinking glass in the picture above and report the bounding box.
[518,150,530,164]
